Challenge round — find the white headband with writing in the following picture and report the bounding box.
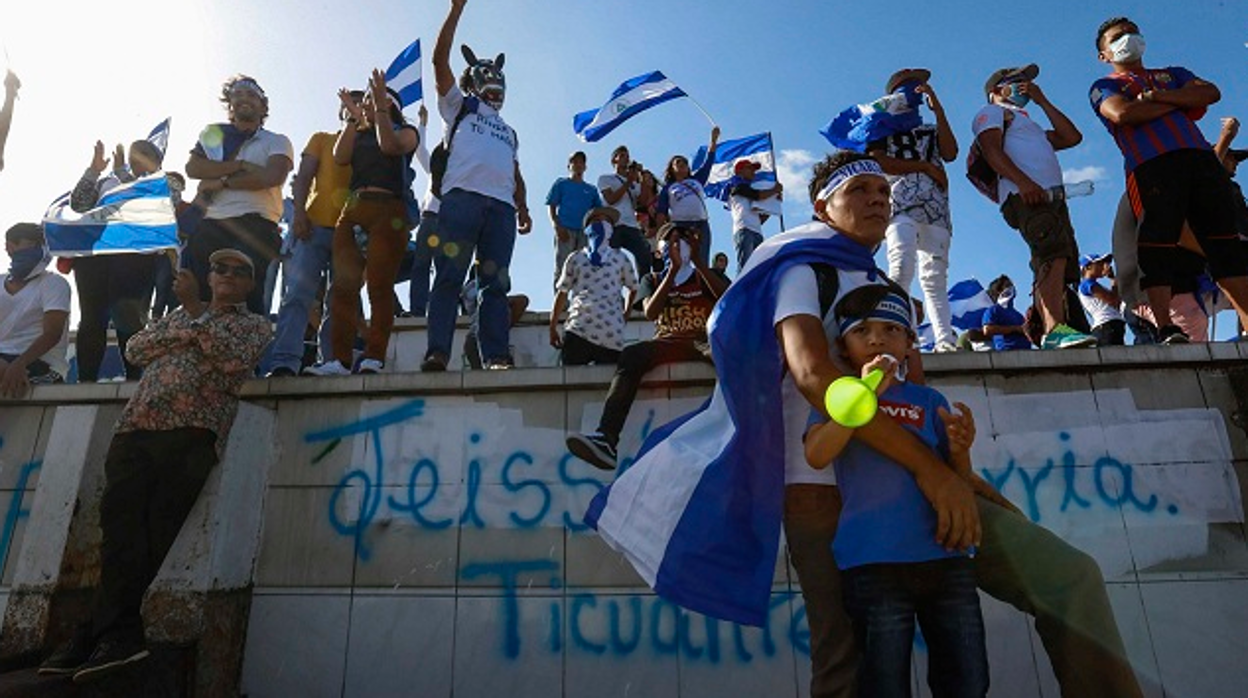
[815,159,885,202]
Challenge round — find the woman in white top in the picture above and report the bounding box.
[656,127,719,265]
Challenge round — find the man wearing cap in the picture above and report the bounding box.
[728,159,783,271]
[67,138,166,382]
[185,74,294,316]
[973,63,1097,350]
[0,223,70,397]
[598,145,655,283]
[865,68,959,352]
[38,247,271,682]
[1078,252,1126,346]
[566,220,726,470]
[550,206,638,366]
[1091,16,1248,343]
[547,150,604,290]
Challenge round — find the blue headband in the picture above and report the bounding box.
[816,159,886,202]
[837,290,914,336]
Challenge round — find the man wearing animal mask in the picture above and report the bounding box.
[423,0,533,372]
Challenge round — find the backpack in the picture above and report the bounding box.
[428,97,518,200]
[965,109,1013,203]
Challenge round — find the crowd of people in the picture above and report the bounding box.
[0,4,1243,694]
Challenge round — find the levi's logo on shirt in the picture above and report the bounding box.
[878,399,924,428]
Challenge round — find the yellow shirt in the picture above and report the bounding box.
[303,131,352,228]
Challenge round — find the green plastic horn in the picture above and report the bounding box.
[824,369,885,428]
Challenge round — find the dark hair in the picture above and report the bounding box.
[808,151,876,205]
[834,282,911,328]
[664,154,691,185]
[5,222,44,245]
[1096,16,1133,50]
[220,74,270,124]
[569,151,587,164]
[129,139,164,169]
[612,145,629,159]
[986,275,1013,300]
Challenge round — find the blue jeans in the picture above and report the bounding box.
[733,227,763,272]
[427,189,516,362]
[842,558,988,698]
[264,225,334,373]
[408,211,438,317]
[610,224,654,282]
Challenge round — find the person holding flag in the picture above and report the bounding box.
[656,126,719,266]
[66,137,166,381]
[728,159,782,271]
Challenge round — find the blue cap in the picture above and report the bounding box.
[1079,252,1113,268]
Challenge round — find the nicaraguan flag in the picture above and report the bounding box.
[146,117,171,156]
[385,39,423,107]
[573,71,686,143]
[820,89,923,152]
[585,223,881,626]
[43,173,177,256]
[691,132,777,202]
[915,278,994,351]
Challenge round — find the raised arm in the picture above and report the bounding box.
[0,71,19,173]
[433,0,468,97]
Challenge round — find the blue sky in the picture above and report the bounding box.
[2,0,1246,337]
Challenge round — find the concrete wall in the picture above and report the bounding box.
[2,339,1247,697]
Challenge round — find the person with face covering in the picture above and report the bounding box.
[549,207,638,366]
[565,220,727,471]
[655,126,720,266]
[422,0,532,372]
[1091,16,1248,344]
[980,275,1033,350]
[0,223,70,396]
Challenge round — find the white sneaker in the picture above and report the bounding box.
[934,341,959,353]
[302,360,352,376]
[358,358,384,374]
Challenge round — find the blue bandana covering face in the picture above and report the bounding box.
[586,220,611,267]
[1004,83,1031,108]
[893,80,924,110]
[7,246,46,281]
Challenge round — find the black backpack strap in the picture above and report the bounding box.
[810,263,840,320]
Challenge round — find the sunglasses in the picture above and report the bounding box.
[210,262,252,279]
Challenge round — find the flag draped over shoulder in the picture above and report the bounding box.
[386,39,423,107]
[915,278,994,350]
[43,173,177,256]
[573,71,686,143]
[691,132,777,202]
[584,223,879,626]
[820,91,922,152]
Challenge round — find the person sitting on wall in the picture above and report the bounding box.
[0,223,70,396]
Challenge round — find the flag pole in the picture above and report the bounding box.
[767,132,787,230]
[684,93,717,128]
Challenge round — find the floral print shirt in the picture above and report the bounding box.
[117,303,271,457]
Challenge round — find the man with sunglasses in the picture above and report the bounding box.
[38,248,271,683]
[973,64,1096,350]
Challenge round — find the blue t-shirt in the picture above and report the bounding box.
[982,303,1031,351]
[546,177,603,230]
[806,381,964,570]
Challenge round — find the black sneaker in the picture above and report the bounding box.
[71,637,150,683]
[37,627,94,676]
[566,432,618,471]
[265,366,297,378]
[420,353,448,373]
[1158,324,1190,345]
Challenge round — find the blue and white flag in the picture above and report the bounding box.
[820,86,923,153]
[573,71,686,143]
[385,39,423,108]
[43,173,177,256]
[585,223,881,626]
[691,132,777,202]
[146,117,171,156]
[915,278,994,350]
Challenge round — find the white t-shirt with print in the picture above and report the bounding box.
[0,271,72,376]
[204,128,294,223]
[597,173,641,228]
[971,103,1063,202]
[439,85,518,205]
[556,247,639,351]
[664,179,708,222]
[872,124,951,230]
